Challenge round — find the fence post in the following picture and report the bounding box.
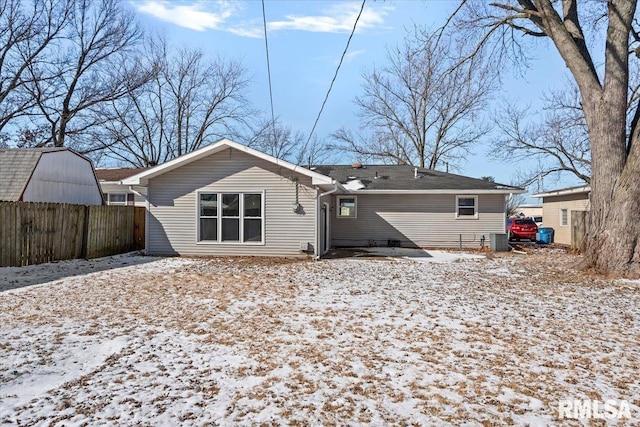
[80,205,90,258]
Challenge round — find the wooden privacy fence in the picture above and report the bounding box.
[0,202,145,267]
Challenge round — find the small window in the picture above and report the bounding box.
[108,193,126,206]
[337,196,357,218]
[456,196,478,219]
[560,209,568,226]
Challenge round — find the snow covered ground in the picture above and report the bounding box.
[1,250,639,426]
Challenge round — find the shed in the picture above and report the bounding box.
[0,147,103,205]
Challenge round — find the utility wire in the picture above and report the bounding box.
[261,0,277,143]
[305,0,366,147]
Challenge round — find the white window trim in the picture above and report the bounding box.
[196,190,266,245]
[107,193,127,206]
[455,195,479,219]
[560,208,569,227]
[336,195,357,219]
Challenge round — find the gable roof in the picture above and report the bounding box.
[531,185,591,198]
[121,138,335,186]
[0,147,70,201]
[96,167,147,182]
[314,164,523,194]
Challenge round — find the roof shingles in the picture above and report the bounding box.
[314,164,517,191]
[95,168,147,182]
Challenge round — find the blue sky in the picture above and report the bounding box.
[128,0,578,193]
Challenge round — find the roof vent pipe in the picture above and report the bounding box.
[414,167,418,178]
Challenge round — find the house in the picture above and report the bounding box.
[513,203,543,219]
[531,185,590,245]
[122,139,523,257]
[96,168,147,206]
[0,147,103,205]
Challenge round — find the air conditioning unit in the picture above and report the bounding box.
[490,233,508,252]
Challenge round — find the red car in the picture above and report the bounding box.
[506,218,538,241]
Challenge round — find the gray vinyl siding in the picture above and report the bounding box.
[147,150,317,256]
[330,193,506,248]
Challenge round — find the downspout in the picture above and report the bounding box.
[315,181,339,260]
[127,184,149,254]
[314,187,319,259]
[320,181,339,198]
[128,185,146,200]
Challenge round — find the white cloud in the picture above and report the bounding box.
[132,1,392,38]
[268,2,392,33]
[227,25,264,39]
[133,0,239,32]
[340,49,366,64]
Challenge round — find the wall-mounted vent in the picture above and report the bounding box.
[300,242,312,252]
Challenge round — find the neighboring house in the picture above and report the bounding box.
[96,168,147,206]
[532,185,591,245]
[0,147,103,205]
[513,204,543,219]
[122,138,523,257]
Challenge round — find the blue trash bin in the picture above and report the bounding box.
[538,227,554,244]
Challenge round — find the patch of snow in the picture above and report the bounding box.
[1,252,639,425]
[359,247,485,263]
[342,179,365,190]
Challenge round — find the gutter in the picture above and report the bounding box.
[348,189,525,195]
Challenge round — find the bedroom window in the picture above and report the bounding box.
[337,196,357,218]
[198,192,263,243]
[456,195,478,219]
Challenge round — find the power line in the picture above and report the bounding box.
[261,0,276,142]
[305,0,366,147]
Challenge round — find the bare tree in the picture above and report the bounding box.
[22,0,149,148]
[459,0,640,276]
[505,192,528,218]
[245,118,332,166]
[0,0,70,135]
[331,25,495,169]
[98,40,251,167]
[247,118,304,161]
[491,83,591,187]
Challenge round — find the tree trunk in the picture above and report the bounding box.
[582,100,640,277]
[576,0,640,277]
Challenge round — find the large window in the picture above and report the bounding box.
[456,195,478,219]
[198,192,263,243]
[337,196,357,218]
